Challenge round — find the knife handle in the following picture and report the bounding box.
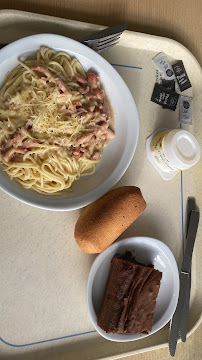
[169,272,189,356]
[181,210,199,273]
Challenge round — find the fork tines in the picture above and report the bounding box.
[83,23,127,53]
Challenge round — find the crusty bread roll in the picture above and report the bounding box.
[74,186,146,253]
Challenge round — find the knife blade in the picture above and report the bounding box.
[169,209,199,356]
[179,198,196,342]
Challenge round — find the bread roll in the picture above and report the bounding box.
[74,186,146,253]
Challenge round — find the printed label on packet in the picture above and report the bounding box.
[153,52,175,81]
[180,95,193,124]
[150,131,179,171]
[172,60,192,92]
[161,80,176,108]
[151,83,179,111]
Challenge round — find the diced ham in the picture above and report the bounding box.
[92,122,114,140]
[76,75,88,84]
[55,78,72,96]
[76,133,95,145]
[12,133,24,147]
[0,127,37,162]
[72,146,91,158]
[97,121,109,129]
[22,139,36,148]
[94,89,105,103]
[31,65,53,80]
[87,73,100,89]
[2,147,27,162]
[77,73,100,90]
[106,128,115,139]
[1,132,24,151]
[80,147,90,157]
[81,112,94,123]
[91,150,101,160]
[84,92,95,100]
[93,121,108,137]
[0,139,10,151]
[78,86,90,95]
[100,134,107,143]
[95,113,107,122]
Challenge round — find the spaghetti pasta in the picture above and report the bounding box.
[0,47,114,194]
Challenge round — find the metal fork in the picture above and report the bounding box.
[0,23,127,53]
[82,23,127,53]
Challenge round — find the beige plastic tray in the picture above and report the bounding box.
[0,9,201,360]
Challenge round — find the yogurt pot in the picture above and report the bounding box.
[146,128,201,180]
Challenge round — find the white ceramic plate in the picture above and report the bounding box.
[0,34,139,211]
[87,237,179,342]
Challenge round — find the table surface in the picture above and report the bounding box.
[0,1,201,359]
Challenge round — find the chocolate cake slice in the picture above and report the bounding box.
[97,252,162,334]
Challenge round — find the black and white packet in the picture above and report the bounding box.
[153,52,175,81]
[180,95,193,124]
[151,83,179,111]
[161,80,175,108]
[172,60,192,91]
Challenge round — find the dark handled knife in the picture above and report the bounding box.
[179,198,196,342]
[169,208,199,356]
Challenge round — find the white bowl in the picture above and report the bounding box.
[0,34,139,211]
[87,237,179,342]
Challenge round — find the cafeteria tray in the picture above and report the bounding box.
[0,9,201,360]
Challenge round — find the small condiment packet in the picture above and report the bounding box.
[172,60,192,91]
[151,83,179,111]
[153,52,175,81]
[180,95,193,124]
[161,80,175,108]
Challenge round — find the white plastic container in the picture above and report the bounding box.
[146,128,201,180]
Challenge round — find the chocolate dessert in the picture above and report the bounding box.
[97,252,162,334]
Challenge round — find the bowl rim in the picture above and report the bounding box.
[0,33,139,211]
[87,236,180,342]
